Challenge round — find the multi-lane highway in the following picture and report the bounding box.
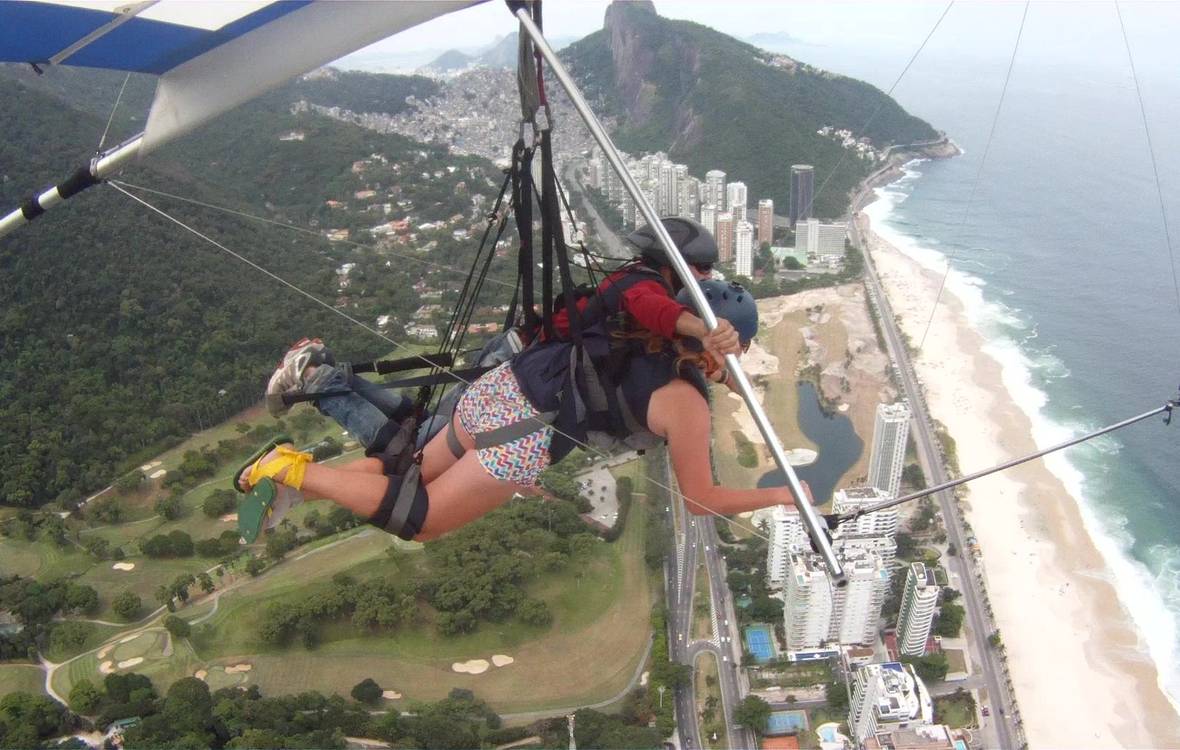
[850,213,1020,749]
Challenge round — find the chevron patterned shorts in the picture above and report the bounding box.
[457,363,553,486]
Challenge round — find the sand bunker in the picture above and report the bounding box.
[451,659,490,674]
[195,669,208,681]
[784,448,818,466]
[219,513,238,522]
[382,690,402,700]
[225,663,253,674]
[99,661,114,674]
[149,469,167,479]
[640,671,649,687]
[117,657,144,669]
[111,562,136,571]
[491,654,514,667]
[97,646,111,660]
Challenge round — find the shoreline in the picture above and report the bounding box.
[859,173,1180,747]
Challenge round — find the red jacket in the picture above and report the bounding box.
[551,268,689,339]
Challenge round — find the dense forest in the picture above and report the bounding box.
[0,67,508,509]
[562,2,938,218]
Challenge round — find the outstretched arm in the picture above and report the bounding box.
[648,380,801,515]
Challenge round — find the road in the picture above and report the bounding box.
[662,457,754,750]
[850,214,1021,749]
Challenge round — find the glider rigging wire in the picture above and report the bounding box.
[917,0,1029,351]
[97,72,132,153]
[809,0,954,214]
[1115,1,1180,321]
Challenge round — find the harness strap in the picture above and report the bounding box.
[472,411,558,450]
[368,464,428,541]
[445,418,465,459]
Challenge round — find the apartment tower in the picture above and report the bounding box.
[789,164,814,226]
[757,199,774,247]
[897,562,939,656]
[868,402,911,498]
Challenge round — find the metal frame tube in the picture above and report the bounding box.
[514,9,845,581]
[0,134,143,240]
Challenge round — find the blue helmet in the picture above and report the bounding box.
[676,280,758,345]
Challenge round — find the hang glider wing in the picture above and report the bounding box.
[0,0,485,153]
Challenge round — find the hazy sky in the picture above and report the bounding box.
[336,1,1180,71]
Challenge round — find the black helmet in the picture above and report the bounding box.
[627,217,719,266]
[676,280,759,345]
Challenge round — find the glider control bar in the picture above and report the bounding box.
[829,391,1180,527]
[512,5,846,583]
[0,133,143,240]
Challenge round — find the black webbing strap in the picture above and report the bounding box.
[350,352,454,375]
[539,129,582,349]
[512,140,539,333]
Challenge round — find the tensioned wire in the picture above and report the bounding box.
[917,1,1030,351]
[807,1,955,216]
[97,72,132,153]
[106,180,784,546]
[1115,1,1180,322]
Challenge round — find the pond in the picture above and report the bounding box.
[757,381,862,505]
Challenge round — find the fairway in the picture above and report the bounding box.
[46,486,656,713]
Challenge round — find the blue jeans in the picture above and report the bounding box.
[308,366,453,453]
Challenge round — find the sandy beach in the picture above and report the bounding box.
[862,216,1180,747]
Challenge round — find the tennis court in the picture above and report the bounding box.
[766,710,808,735]
[744,624,775,663]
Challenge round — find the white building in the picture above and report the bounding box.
[675,164,694,218]
[897,562,940,656]
[735,220,754,278]
[705,170,727,211]
[700,204,717,237]
[783,546,889,649]
[794,218,847,262]
[727,181,748,223]
[833,487,899,539]
[784,552,834,649]
[658,161,677,216]
[835,534,898,569]
[767,505,806,586]
[833,546,890,645]
[869,402,912,499]
[849,662,933,743]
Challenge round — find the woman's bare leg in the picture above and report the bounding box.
[414,452,526,540]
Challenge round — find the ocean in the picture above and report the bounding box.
[790,6,1180,711]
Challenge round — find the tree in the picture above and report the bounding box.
[988,630,1003,649]
[164,615,192,639]
[783,255,804,270]
[902,652,948,683]
[114,472,143,494]
[245,557,266,577]
[201,489,237,518]
[935,602,965,637]
[732,695,771,732]
[824,681,849,713]
[112,591,141,621]
[64,584,99,615]
[68,678,104,714]
[154,493,184,521]
[517,598,552,627]
[197,573,214,594]
[351,678,383,705]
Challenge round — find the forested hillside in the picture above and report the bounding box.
[0,69,506,509]
[562,1,939,217]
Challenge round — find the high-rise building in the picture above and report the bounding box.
[833,546,889,645]
[658,162,677,216]
[784,553,834,649]
[735,220,754,278]
[869,402,911,498]
[727,181,748,223]
[767,505,806,586]
[700,204,717,237]
[715,211,735,263]
[674,165,692,218]
[833,488,899,539]
[783,546,888,649]
[849,662,933,743]
[794,218,847,261]
[897,562,939,656]
[757,199,774,247]
[789,164,814,226]
[705,170,727,211]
